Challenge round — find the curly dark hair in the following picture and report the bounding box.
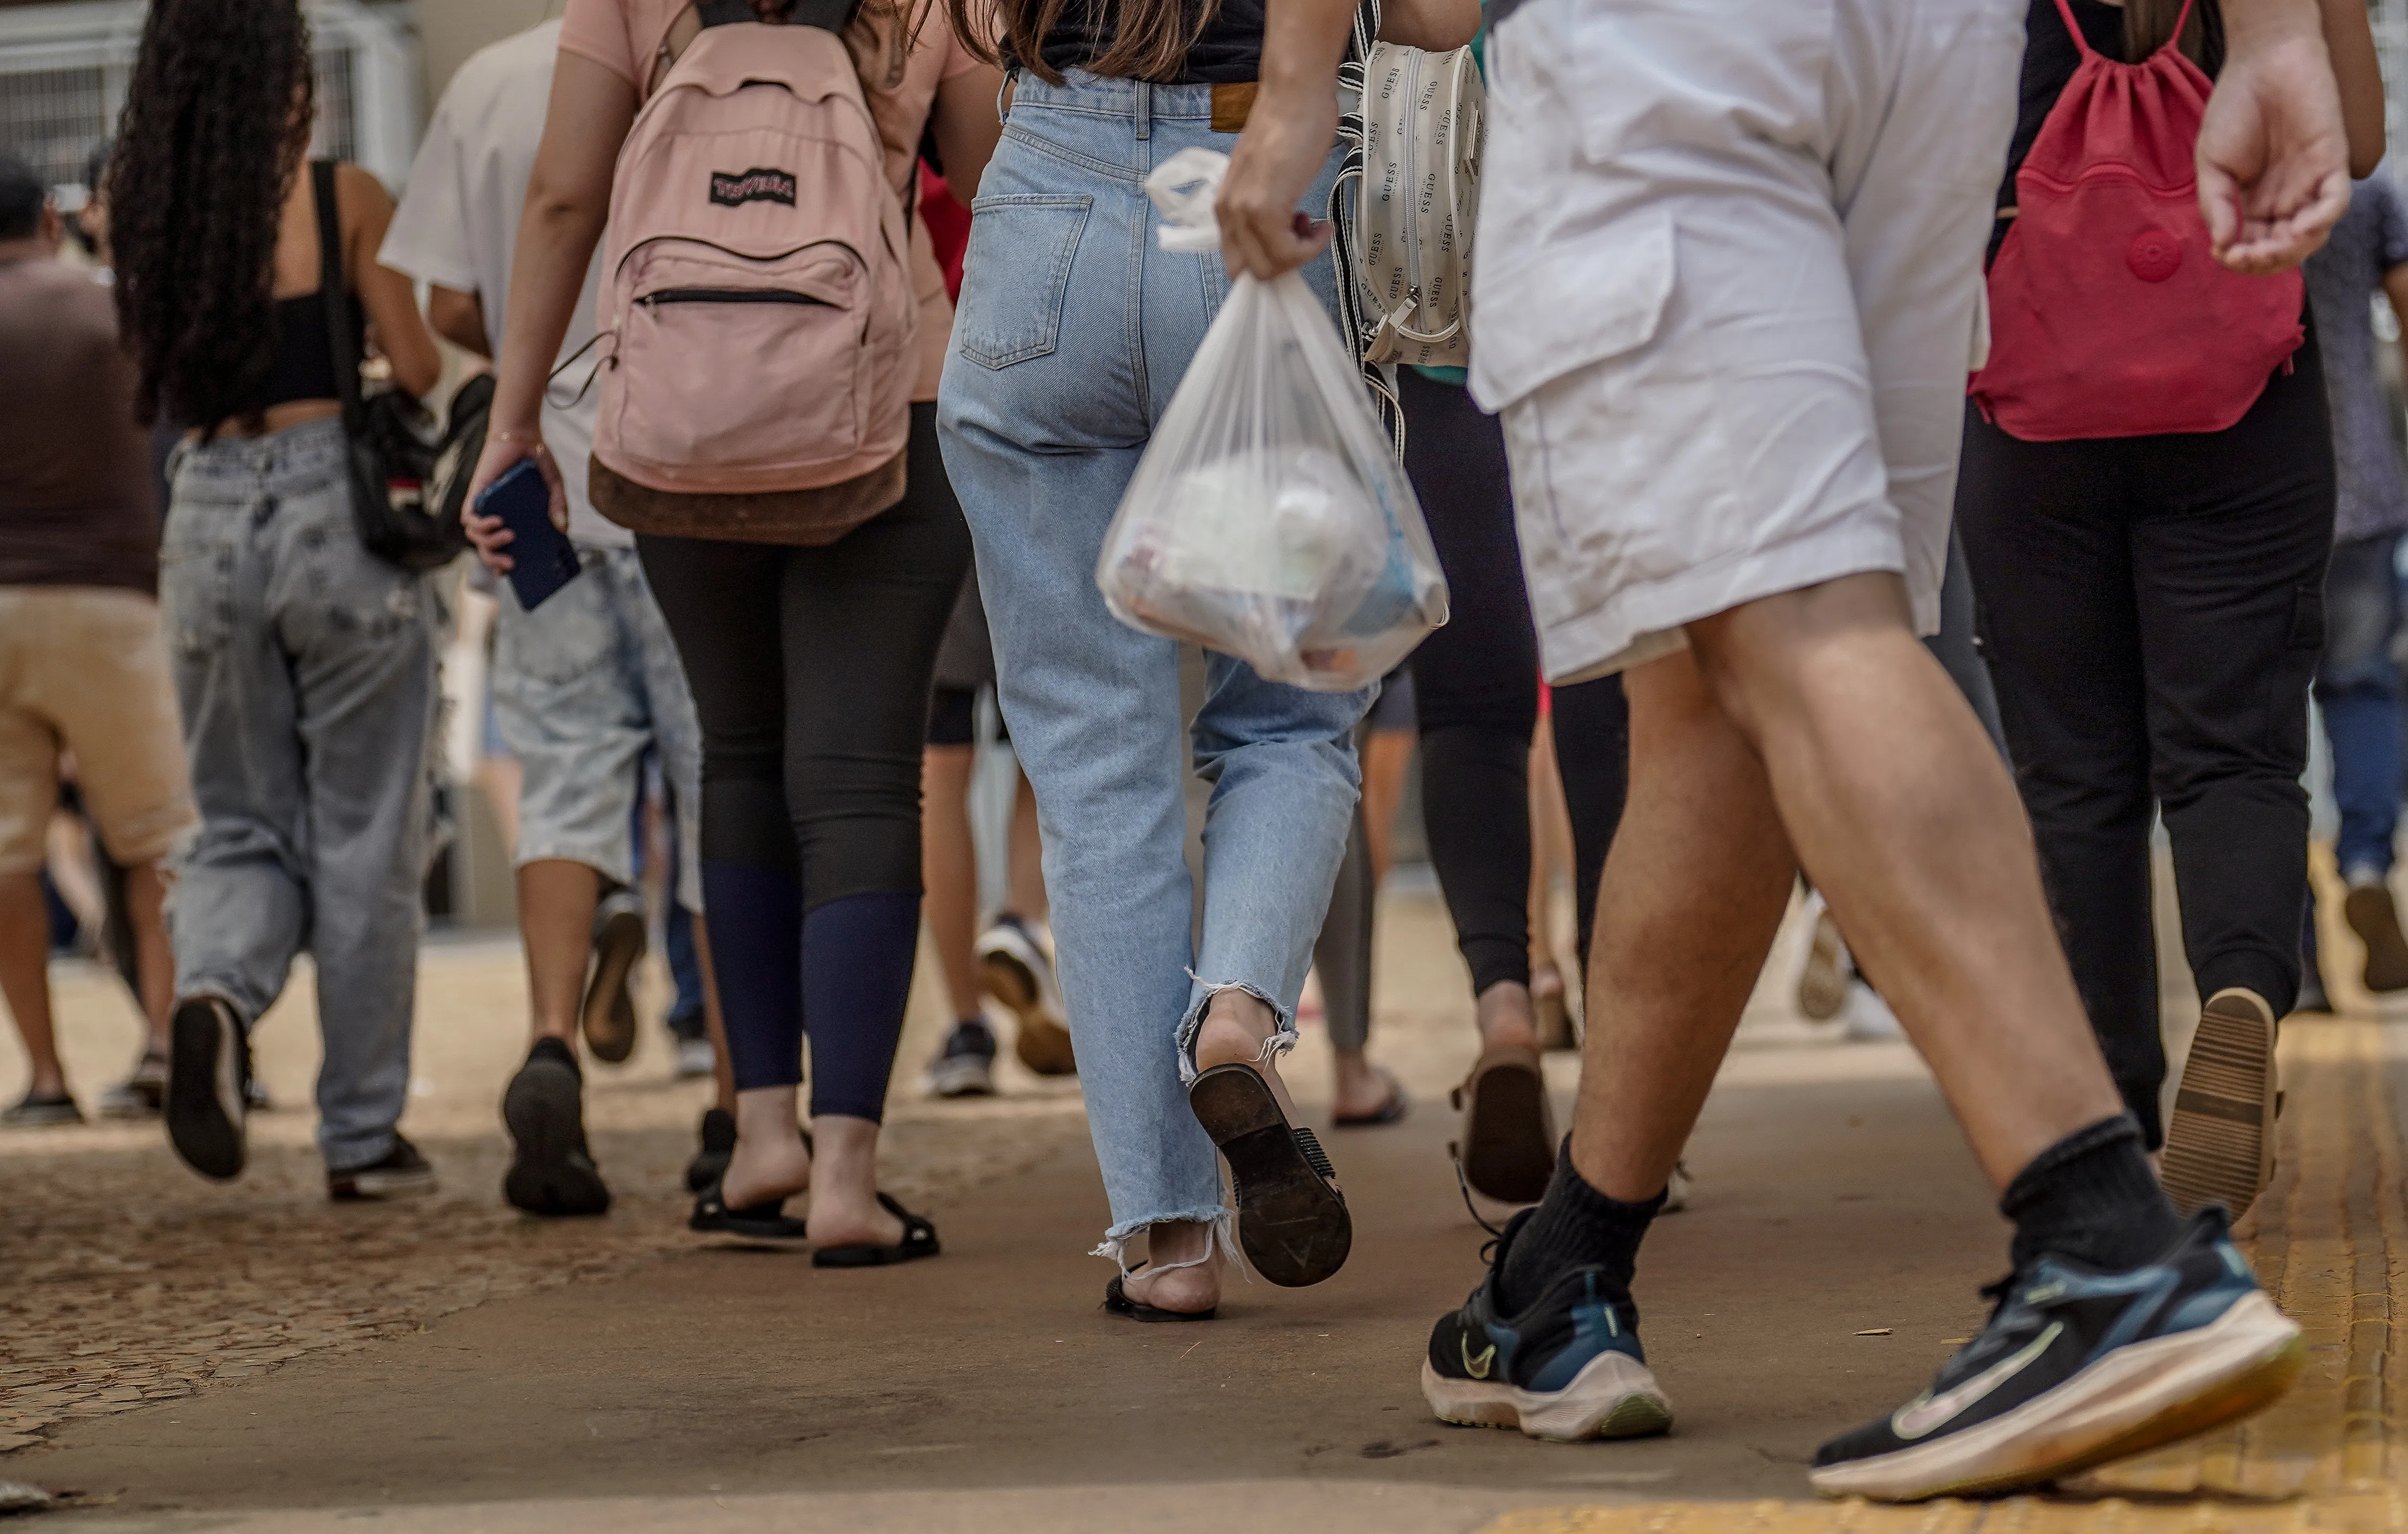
[107,0,315,430]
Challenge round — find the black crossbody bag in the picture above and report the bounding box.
[311,159,468,571]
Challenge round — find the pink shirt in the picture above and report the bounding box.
[560,0,986,400]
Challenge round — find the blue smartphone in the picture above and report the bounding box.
[477,457,582,611]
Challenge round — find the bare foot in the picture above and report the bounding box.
[1191,987,1302,1121]
[1475,980,1543,1055]
[722,1086,811,1208]
[1331,1049,1396,1119]
[1118,1218,1221,1314]
[804,1114,906,1249]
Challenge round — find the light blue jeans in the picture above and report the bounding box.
[159,418,440,1172]
[493,546,703,912]
[938,71,1370,1262]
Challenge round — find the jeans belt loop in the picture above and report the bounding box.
[1136,78,1152,140]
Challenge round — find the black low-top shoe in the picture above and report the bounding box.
[1810,1208,2304,1501]
[1420,1210,1671,1441]
[166,996,248,1180]
[502,1043,611,1217]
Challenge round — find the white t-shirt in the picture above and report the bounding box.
[380,20,622,549]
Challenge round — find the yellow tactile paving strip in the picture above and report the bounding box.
[1482,1018,2406,1534]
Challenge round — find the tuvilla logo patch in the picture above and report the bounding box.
[710,168,797,208]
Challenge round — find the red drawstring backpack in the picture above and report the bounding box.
[1969,0,2304,440]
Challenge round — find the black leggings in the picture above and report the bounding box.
[1398,368,1629,996]
[638,403,972,1120]
[1955,337,2334,1146]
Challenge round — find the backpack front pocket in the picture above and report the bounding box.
[607,241,870,490]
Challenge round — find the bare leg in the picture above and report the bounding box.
[1003,772,1047,921]
[516,859,599,1049]
[1361,728,1415,891]
[921,745,982,1019]
[0,871,63,1096]
[478,756,523,856]
[723,1085,813,1205]
[1573,574,2123,1203]
[124,863,173,1052]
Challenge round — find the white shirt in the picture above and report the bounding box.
[380,20,622,549]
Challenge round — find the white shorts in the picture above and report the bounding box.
[1471,0,2025,681]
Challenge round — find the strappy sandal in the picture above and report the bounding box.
[689,1180,810,1243]
[1187,1062,1351,1287]
[1102,1263,1217,1323]
[812,1192,941,1268]
[1451,1041,1556,1205]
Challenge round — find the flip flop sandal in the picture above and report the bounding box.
[1452,1042,1556,1205]
[812,1192,941,1268]
[1187,1062,1352,1288]
[1102,1264,1217,1322]
[690,1180,810,1243]
[1331,1073,1411,1128]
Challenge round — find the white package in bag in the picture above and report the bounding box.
[1095,148,1447,692]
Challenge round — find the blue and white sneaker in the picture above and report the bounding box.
[1810,1208,2302,1500]
[1420,1211,1672,1441]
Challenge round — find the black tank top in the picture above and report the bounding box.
[254,288,359,410]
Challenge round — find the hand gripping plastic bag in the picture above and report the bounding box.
[1095,148,1448,692]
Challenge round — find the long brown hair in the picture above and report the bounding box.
[2123,0,2209,64]
[947,0,1213,86]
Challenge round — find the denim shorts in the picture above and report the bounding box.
[490,545,703,910]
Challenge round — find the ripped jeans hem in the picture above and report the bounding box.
[1092,1205,1244,1279]
[1173,977,1299,1087]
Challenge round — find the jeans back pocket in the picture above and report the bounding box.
[956,194,1093,370]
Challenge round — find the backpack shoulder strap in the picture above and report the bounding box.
[2048,0,2096,59]
[310,159,367,428]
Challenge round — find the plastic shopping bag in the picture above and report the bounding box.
[1095,148,1447,693]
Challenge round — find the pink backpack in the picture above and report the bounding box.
[593,0,916,501]
[1970,0,2303,440]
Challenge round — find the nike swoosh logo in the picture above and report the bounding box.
[1461,1338,1496,1380]
[1891,1321,2063,1440]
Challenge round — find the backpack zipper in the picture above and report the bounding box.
[637,287,830,307]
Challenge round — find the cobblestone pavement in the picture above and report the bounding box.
[0,933,1093,1455]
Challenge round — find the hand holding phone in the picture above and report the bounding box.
[476,458,583,610]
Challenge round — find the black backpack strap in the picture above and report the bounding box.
[310,159,367,432]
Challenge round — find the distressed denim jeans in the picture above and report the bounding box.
[159,418,441,1172]
[938,71,1369,1263]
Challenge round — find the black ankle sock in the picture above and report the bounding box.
[1494,1138,1664,1315]
[2001,1114,2183,1272]
[529,1036,580,1076]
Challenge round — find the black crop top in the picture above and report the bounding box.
[1030,0,1267,85]
[253,288,359,411]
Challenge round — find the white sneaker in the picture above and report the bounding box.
[1797,894,1854,1021]
[674,1035,715,1080]
[1841,982,1905,1041]
[977,918,1075,1076]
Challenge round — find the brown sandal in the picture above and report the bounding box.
[1451,1042,1556,1204]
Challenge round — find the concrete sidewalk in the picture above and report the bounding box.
[7,885,2404,1533]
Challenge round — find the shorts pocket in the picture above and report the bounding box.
[956,194,1092,370]
[1469,210,1675,415]
[494,555,616,689]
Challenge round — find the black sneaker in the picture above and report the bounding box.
[1809,1208,2302,1501]
[166,996,248,1180]
[922,1020,998,1099]
[685,1106,737,1194]
[329,1136,438,1201]
[2,1090,83,1128]
[502,1040,611,1217]
[1420,1210,1672,1441]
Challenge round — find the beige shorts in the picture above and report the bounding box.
[0,586,195,873]
[1471,0,2024,681]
